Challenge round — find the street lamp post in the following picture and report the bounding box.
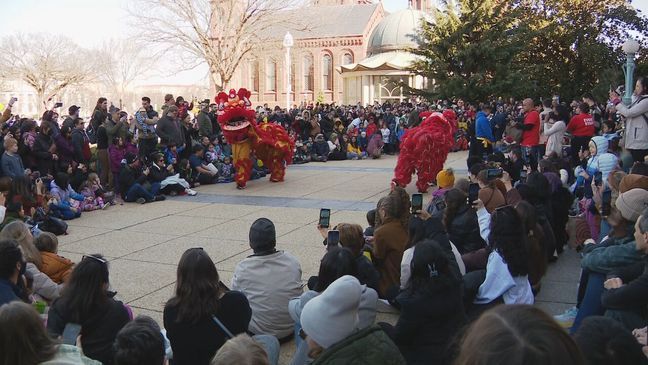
[283,32,294,111]
[622,38,640,106]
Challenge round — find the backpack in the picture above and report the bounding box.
[86,123,97,144]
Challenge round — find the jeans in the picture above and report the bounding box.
[290,321,312,365]
[253,334,280,365]
[571,270,606,334]
[124,183,154,202]
[521,145,543,171]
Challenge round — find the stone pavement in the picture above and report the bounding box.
[56,150,579,362]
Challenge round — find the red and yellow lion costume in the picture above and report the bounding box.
[216,88,294,189]
[392,110,457,193]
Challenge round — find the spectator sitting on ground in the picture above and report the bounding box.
[164,248,254,365]
[0,239,26,306]
[454,305,585,365]
[211,334,270,365]
[47,254,132,365]
[113,315,167,365]
[119,153,165,204]
[34,232,73,284]
[572,316,645,365]
[0,301,102,364]
[316,223,380,291]
[0,221,62,303]
[382,240,466,365]
[188,145,218,185]
[464,206,533,317]
[49,172,84,220]
[373,187,410,298]
[289,247,378,365]
[300,275,405,364]
[311,134,329,162]
[231,218,303,340]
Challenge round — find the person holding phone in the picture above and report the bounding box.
[442,189,486,258]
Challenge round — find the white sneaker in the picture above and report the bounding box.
[185,189,197,196]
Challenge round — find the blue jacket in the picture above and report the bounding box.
[475,111,495,142]
[0,279,21,306]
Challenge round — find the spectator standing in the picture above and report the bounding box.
[135,97,159,161]
[518,98,541,170]
[1,137,25,179]
[31,120,57,177]
[197,99,213,138]
[156,106,185,148]
[62,105,81,130]
[89,98,108,143]
[616,76,648,162]
[567,102,595,165]
[71,118,91,165]
[231,218,302,340]
[543,104,568,158]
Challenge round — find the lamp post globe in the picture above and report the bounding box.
[622,38,640,106]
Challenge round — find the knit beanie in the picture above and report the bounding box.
[619,174,648,194]
[436,169,455,189]
[615,189,648,222]
[300,275,361,349]
[248,218,276,253]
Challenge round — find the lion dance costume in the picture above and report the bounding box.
[216,88,294,189]
[392,110,457,193]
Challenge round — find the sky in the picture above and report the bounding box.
[1,0,647,85]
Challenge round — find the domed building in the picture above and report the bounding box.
[223,0,433,107]
[339,5,431,105]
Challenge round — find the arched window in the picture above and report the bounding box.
[250,60,260,92]
[303,54,314,91]
[342,52,353,65]
[322,54,333,91]
[266,60,277,92]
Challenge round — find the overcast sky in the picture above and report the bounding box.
[1,0,646,85]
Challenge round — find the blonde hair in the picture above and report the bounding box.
[0,221,41,268]
[337,223,364,256]
[3,137,17,150]
[210,334,269,365]
[34,232,58,254]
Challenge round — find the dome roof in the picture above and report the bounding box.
[367,8,430,57]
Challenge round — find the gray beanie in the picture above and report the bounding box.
[300,275,361,349]
[615,188,648,222]
[249,218,276,252]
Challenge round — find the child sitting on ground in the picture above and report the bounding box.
[217,156,234,183]
[34,232,73,284]
[1,201,25,228]
[79,173,107,211]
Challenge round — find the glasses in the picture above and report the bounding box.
[82,254,107,264]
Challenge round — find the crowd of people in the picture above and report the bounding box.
[0,75,648,364]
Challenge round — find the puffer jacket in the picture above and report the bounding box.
[40,252,74,284]
[447,205,486,254]
[27,262,62,302]
[312,325,406,365]
[616,95,648,150]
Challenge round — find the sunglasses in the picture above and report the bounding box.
[82,254,107,264]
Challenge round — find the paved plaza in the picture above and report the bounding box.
[56,151,579,361]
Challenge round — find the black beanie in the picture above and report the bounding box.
[249,218,276,252]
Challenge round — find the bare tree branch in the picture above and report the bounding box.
[0,33,96,109]
[127,0,309,91]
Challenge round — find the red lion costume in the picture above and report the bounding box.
[216,88,294,189]
[392,110,456,193]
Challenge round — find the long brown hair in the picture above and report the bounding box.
[337,223,364,256]
[455,305,584,365]
[376,186,411,228]
[442,188,468,230]
[166,248,222,324]
[0,221,41,268]
[0,301,58,365]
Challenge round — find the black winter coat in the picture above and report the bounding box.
[447,205,486,254]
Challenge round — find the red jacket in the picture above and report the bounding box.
[567,113,595,137]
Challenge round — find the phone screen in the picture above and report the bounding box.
[468,183,480,205]
[411,193,423,213]
[62,323,82,345]
[327,230,340,246]
[519,170,527,183]
[594,172,603,186]
[601,191,612,216]
[319,208,331,228]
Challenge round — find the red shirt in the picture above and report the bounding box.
[567,113,595,137]
[521,110,540,147]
